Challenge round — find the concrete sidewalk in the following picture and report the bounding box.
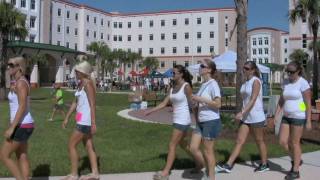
[1,151,319,180]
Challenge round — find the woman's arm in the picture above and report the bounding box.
[85,79,97,134]
[4,81,28,138]
[302,88,312,130]
[144,95,170,116]
[62,99,77,128]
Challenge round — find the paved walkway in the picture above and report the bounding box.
[0,151,319,179]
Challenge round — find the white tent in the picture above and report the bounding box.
[55,66,65,83]
[30,65,39,87]
[188,50,270,74]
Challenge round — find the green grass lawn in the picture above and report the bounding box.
[0,88,319,177]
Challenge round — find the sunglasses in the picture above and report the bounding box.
[243,66,251,71]
[200,64,208,69]
[286,70,297,75]
[7,63,18,68]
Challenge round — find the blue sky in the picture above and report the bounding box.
[72,0,289,31]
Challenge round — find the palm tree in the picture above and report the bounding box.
[87,41,110,80]
[142,56,159,71]
[0,2,28,88]
[290,0,319,101]
[233,0,248,111]
[127,51,142,71]
[113,49,128,81]
[289,49,309,67]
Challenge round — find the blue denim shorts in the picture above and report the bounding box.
[240,121,266,128]
[173,123,190,132]
[10,127,34,143]
[76,124,91,134]
[194,119,221,140]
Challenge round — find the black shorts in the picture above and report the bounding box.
[240,121,266,128]
[76,124,91,135]
[10,127,34,143]
[54,104,64,110]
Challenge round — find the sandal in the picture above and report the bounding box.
[153,171,169,180]
[60,174,79,180]
[79,173,100,180]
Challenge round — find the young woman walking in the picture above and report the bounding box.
[144,65,193,180]
[216,61,269,173]
[62,61,99,180]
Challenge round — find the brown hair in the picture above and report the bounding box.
[244,61,260,78]
[174,65,193,87]
[287,60,304,76]
[9,56,27,75]
[203,59,217,78]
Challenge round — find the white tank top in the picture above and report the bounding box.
[240,76,265,123]
[75,86,91,126]
[7,79,34,125]
[169,83,191,125]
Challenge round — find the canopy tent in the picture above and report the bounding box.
[188,51,270,74]
[163,68,173,78]
[139,68,149,76]
[129,70,139,76]
[149,70,164,78]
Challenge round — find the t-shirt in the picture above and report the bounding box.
[56,89,64,105]
[282,77,310,119]
[196,79,221,122]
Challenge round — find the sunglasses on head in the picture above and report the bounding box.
[243,66,251,71]
[7,63,18,68]
[286,69,297,75]
[200,64,208,69]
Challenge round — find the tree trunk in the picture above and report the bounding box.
[312,25,319,102]
[235,0,248,111]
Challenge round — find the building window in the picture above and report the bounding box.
[197,17,201,24]
[66,42,69,48]
[185,32,189,39]
[86,30,89,37]
[259,58,262,64]
[101,19,104,26]
[210,31,214,38]
[197,32,201,39]
[264,58,269,63]
[185,46,189,53]
[265,48,269,54]
[172,19,177,26]
[284,39,287,43]
[210,46,214,53]
[161,61,165,68]
[185,18,189,25]
[74,28,78,36]
[31,0,35,10]
[107,21,110,27]
[210,17,214,24]
[161,20,165,27]
[58,8,61,16]
[258,48,262,54]
[258,38,262,45]
[253,58,256,63]
[285,58,288,63]
[107,34,110,40]
[87,15,89,22]
[161,33,165,40]
[225,38,228,46]
[128,35,131,41]
[57,25,61,33]
[172,33,177,40]
[94,17,96,24]
[284,48,287,53]
[149,20,154,27]
[11,0,16,5]
[101,33,104,40]
[197,46,201,53]
[119,22,122,28]
[253,49,256,55]
[21,0,26,8]
[149,48,153,55]
[30,16,36,28]
[138,21,142,27]
[184,61,189,67]
[264,37,269,45]
[29,35,35,42]
[57,41,60,46]
[173,61,177,67]
[94,31,96,38]
[128,48,131,53]
[225,24,228,32]
[119,35,122,41]
[66,26,69,34]
[113,22,117,28]
[138,48,142,55]
[172,47,177,54]
[161,47,165,54]
[302,34,307,48]
[127,63,131,68]
[138,34,142,41]
[75,13,78,20]
[128,22,131,28]
[253,38,256,46]
[113,35,117,41]
[66,11,70,19]
[149,34,153,41]
[75,43,78,51]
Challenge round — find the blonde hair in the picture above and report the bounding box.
[9,57,27,74]
[75,61,92,76]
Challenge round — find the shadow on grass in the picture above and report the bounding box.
[31,164,50,179]
[78,156,101,175]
